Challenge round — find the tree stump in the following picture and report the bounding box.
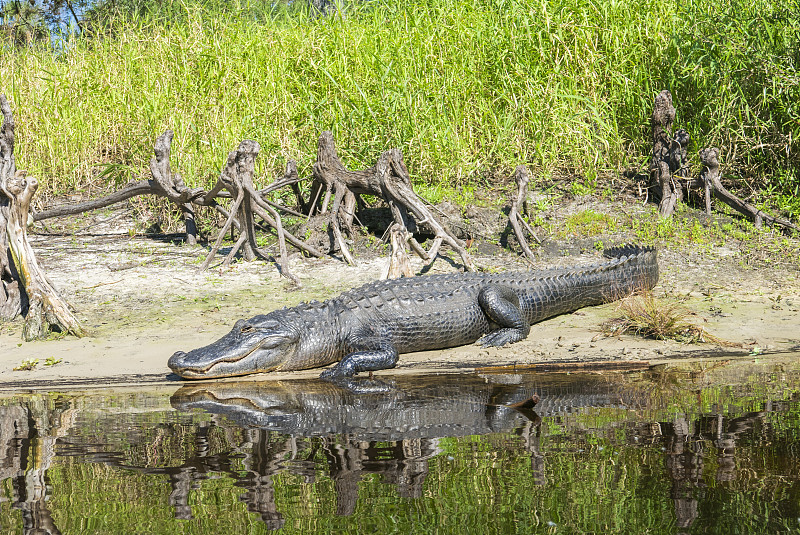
[650,90,690,217]
[199,141,322,283]
[0,95,84,340]
[148,130,207,245]
[507,165,540,263]
[311,131,475,277]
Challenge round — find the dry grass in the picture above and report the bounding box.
[603,292,733,345]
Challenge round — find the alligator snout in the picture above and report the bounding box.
[168,351,188,372]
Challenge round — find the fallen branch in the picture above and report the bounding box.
[33,180,154,221]
[35,130,209,246]
[478,360,651,373]
[700,148,799,233]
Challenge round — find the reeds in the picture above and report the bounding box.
[0,0,797,218]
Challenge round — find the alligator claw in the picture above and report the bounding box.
[320,364,355,379]
[478,329,524,348]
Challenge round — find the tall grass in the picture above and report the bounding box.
[0,0,797,218]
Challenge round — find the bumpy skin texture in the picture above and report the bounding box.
[168,245,658,379]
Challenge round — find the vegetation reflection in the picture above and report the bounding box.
[1,362,800,533]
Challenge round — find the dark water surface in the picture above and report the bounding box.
[2,358,800,534]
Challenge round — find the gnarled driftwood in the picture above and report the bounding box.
[199,140,323,283]
[507,165,540,263]
[649,90,690,217]
[700,148,799,233]
[311,131,475,277]
[0,95,84,340]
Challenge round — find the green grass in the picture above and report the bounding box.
[562,209,618,237]
[0,0,797,221]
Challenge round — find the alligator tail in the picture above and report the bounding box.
[602,244,659,299]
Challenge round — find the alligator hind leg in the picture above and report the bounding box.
[320,325,399,379]
[477,284,531,347]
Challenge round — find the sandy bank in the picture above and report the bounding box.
[1,224,798,393]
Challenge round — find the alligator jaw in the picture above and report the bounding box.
[168,342,264,379]
[168,314,303,380]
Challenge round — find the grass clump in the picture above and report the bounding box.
[603,293,729,345]
[562,209,618,237]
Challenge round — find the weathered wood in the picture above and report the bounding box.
[33,180,154,221]
[700,148,799,233]
[0,95,85,340]
[311,131,475,276]
[200,141,263,270]
[378,149,476,272]
[649,90,689,217]
[148,130,206,244]
[507,165,539,262]
[478,360,651,373]
[35,131,209,244]
[199,141,312,283]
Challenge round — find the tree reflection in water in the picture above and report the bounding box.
[1,365,800,533]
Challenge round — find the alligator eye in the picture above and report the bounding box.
[241,325,254,333]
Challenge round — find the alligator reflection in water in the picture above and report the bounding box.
[168,375,557,521]
[2,367,800,533]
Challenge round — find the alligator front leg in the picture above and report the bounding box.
[477,284,531,346]
[320,325,399,379]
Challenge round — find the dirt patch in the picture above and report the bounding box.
[1,206,798,392]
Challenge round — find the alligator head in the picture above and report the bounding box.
[168,314,300,379]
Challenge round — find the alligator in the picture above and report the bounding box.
[168,245,658,380]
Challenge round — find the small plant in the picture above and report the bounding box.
[570,177,596,197]
[14,359,40,371]
[44,356,62,366]
[603,293,731,345]
[563,210,617,237]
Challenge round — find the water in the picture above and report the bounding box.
[2,359,800,534]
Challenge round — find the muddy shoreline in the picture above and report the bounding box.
[1,212,799,393]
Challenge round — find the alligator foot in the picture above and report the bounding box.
[319,343,399,379]
[320,364,355,379]
[478,328,526,347]
[478,284,530,347]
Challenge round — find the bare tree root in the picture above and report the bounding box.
[199,141,318,283]
[700,148,799,233]
[35,130,208,244]
[148,130,207,244]
[311,131,474,276]
[33,127,320,282]
[649,90,690,217]
[200,140,263,269]
[507,165,540,263]
[0,95,85,340]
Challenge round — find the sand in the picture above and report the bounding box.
[1,216,798,393]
